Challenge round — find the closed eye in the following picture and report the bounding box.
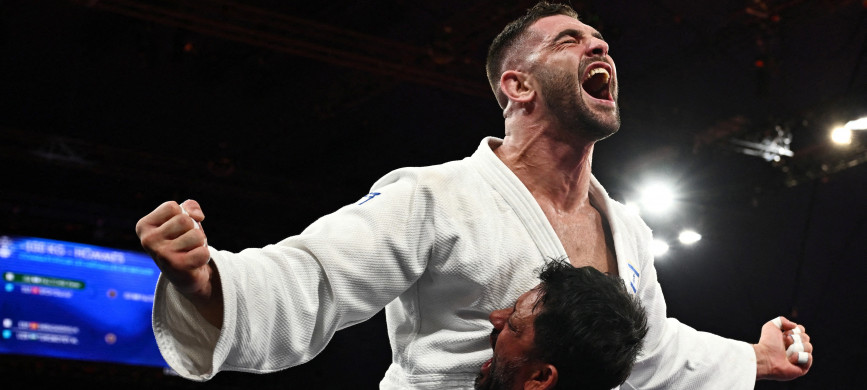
[552,29,606,47]
[507,314,518,332]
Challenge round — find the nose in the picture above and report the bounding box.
[587,37,609,57]
[489,308,509,330]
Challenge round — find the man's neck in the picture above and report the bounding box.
[494,123,596,213]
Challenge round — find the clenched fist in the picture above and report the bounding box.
[754,316,813,381]
[136,199,223,327]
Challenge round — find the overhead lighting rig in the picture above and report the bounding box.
[728,125,793,162]
[694,110,867,188]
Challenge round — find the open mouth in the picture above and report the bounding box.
[582,66,612,101]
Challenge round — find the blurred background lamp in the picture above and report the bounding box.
[831,127,852,145]
[651,239,670,257]
[844,117,867,130]
[678,230,702,245]
[641,184,675,214]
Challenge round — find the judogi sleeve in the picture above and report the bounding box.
[151,169,434,381]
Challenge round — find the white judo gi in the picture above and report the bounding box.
[152,137,757,389]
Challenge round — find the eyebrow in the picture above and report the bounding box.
[552,28,605,43]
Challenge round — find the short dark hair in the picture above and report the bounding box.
[532,259,648,389]
[485,2,579,108]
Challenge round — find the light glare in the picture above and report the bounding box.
[844,117,867,131]
[831,127,852,145]
[651,239,669,256]
[641,184,674,213]
[678,230,702,245]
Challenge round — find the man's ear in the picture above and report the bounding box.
[499,70,535,104]
[524,363,558,390]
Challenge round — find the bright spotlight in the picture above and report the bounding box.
[678,230,702,245]
[640,183,675,214]
[844,117,867,131]
[651,239,669,256]
[831,127,853,145]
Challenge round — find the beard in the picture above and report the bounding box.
[535,59,621,141]
[474,356,528,390]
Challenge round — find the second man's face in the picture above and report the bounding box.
[475,286,543,390]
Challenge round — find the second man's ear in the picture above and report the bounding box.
[524,363,558,390]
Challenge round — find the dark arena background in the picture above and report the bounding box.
[1,0,866,388]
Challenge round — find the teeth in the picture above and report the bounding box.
[586,67,610,83]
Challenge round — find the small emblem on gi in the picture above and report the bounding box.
[358,192,381,205]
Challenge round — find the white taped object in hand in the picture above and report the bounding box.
[771,317,783,329]
[786,342,805,357]
[790,333,802,344]
[179,204,200,229]
[797,352,809,364]
[791,327,802,334]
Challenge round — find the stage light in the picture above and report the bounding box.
[678,230,702,245]
[831,116,866,146]
[844,117,867,131]
[651,239,669,257]
[640,183,675,214]
[831,127,852,145]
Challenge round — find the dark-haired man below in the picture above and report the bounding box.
[475,260,648,390]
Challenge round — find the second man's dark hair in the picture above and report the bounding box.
[533,259,649,389]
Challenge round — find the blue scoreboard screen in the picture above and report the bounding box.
[0,235,167,367]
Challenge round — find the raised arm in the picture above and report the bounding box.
[135,199,223,328]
